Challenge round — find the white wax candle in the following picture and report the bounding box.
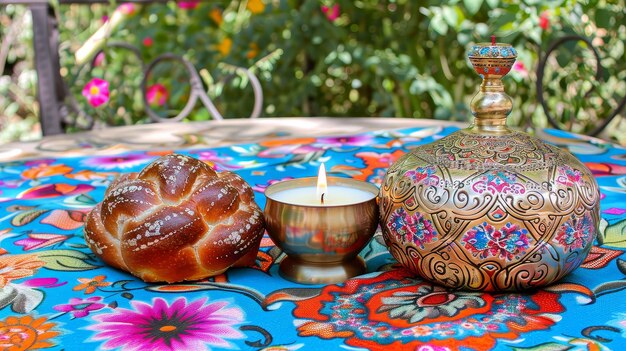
[270,185,376,206]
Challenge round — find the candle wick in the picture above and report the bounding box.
[321,193,325,204]
[491,35,496,46]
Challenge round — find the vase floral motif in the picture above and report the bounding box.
[379,42,600,291]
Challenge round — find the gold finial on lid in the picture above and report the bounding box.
[467,37,518,133]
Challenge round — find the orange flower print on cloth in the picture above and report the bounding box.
[40,209,89,230]
[0,315,60,350]
[0,254,45,287]
[73,275,112,294]
[21,163,72,180]
[292,269,564,351]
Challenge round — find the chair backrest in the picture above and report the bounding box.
[537,34,626,137]
[12,0,263,136]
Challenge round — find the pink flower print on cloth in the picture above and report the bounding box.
[87,297,245,351]
[54,296,106,318]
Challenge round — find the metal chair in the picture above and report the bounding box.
[6,0,263,136]
[537,35,626,137]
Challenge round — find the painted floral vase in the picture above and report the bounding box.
[378,41,600,291]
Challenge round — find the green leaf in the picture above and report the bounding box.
[463,0,483,15]
[122,292,134,300]
[430,14,448,36]
[36,249,100,271]
[594,280,626,296]
[556,52,570,69]
[65,194,98,206]
[595,8,612,29]
[617,259,626,275]
[338,52,352,65]
[485,0,499,8]
[602,219,626,248]
[66,243,89,249]
[111,280,136,289]
[511,342,573,351]
[11,209,49,227]
[442,6,459,28]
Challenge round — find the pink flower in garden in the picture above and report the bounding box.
[82,78,109,107]
[54,296,106,318]
[117,3,137,16]
[513,61,528,78]
[93,52,105,67]
[143,37,153,47]
[539,11,550,30]
[87,297,245,351]
[513,61,526,72]
[177,0,200,9]
[147,84,168,106]
[322,4,340,22]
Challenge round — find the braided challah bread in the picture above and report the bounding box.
[84,154,265,283]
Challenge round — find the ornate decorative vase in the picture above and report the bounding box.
[379,41,600,291]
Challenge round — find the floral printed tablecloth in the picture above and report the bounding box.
[1,123,626,351]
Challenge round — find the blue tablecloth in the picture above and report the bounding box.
[1,125,626,351]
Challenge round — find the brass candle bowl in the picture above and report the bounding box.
[264,177,379,284]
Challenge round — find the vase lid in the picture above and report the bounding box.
[467,36,517,77]
[467,37,518,134]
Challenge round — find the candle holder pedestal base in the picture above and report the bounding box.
[278,256,366,285]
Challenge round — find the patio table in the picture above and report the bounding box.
[1,117,625,351]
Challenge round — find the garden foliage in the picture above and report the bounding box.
[1,0,625,143]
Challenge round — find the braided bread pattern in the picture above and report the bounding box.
[84,154,265,283]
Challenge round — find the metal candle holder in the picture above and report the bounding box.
[264,177,379,284]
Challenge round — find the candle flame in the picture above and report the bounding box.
[316,163,327,203]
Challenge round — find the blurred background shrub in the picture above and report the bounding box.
[1,0,625,143]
